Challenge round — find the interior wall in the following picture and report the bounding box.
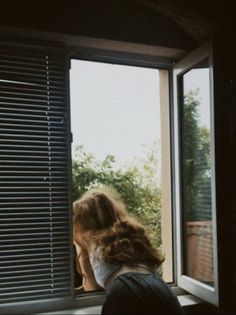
[212,30,236,314]
[0,0,196,50]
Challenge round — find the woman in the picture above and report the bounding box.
[73,186,184,315]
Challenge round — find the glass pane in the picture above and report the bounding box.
[180,58,214,286]
[70,60,172,290]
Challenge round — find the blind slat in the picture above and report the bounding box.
[0,272,70,282]
[1,231,69,238]
[0,122,66,130]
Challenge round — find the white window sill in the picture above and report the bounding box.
[36,293,204,315]
[38,305,103,315]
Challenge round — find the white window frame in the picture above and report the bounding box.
[173,42,219,305]
[69,52,174,286]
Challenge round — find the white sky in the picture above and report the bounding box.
[184,68,210,128]
[69,60,160,167]
[69,60,210,168]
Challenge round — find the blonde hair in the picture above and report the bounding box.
[73,186,164,267]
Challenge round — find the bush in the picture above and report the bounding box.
[72,144,162,249]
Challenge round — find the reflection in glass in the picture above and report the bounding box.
[180,58,214,286]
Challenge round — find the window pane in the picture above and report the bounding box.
[180,58,214,286]
[70,60,172,289]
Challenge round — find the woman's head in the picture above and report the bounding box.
[73,186,164,267]
[73,187,128,243]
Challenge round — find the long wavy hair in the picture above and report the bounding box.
[73,186,164,267]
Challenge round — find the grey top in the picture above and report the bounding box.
[89,246,155,289]
[89,246,121,288]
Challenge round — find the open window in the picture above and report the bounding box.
[173,43,218,305]
[0,34,221,314]
[69,59,173,288]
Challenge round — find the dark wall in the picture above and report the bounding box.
[0,0,196,49]
[211,30,236,314]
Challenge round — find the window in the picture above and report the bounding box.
[173,44,218,305]
[0,36,219,314]
[0,41,74,314]
[69,59,173,287]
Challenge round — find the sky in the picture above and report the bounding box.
[184,68,210,128]
[69,60,210,168]
[69,60,160,168]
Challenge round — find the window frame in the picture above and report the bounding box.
[0,40,74,314]
[69,54,175,288]
[0,28,221,314]
[173,42,219,306]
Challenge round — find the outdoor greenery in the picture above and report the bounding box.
[72,88,212,259]
[183,89,212,221]
[72,143,162,249]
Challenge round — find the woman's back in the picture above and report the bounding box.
[102,272,184,315]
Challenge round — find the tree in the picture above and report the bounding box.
[183,89,212,221]
[72,143,162,249]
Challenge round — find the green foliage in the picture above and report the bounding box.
[72,89,212,252]
[183,90,212,221]
[72,144,162,249]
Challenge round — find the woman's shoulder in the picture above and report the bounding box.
[104,273,184,315]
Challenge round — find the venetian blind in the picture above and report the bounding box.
[0,41,72,306]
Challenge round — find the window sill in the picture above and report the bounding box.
[37,305,103,315]
[35,290,208,315]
